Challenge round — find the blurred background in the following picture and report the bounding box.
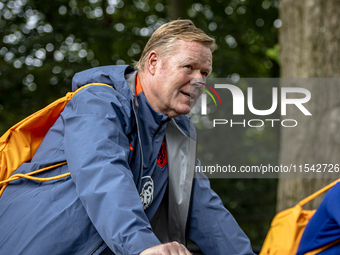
[2,0,339,253]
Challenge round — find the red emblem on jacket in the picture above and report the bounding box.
[157,141,168,168]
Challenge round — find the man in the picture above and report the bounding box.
[0,20,254,255]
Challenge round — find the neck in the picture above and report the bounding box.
[138,70,179,118]
[138,70,162,114]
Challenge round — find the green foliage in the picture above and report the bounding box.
[266,44,280,64]
[0,0,280,248]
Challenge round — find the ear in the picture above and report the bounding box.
[146,50,158,75]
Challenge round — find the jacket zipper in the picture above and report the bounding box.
[89,240,104,255]
[132,96,144,193]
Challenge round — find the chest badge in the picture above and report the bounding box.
[157,141,168,168]
[140,176,154,210]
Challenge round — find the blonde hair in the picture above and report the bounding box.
[134,19,215,71]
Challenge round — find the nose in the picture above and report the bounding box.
[192,70,205,80]
[190,78,205,89]
[190,79,205,99]
[190,70,206,87]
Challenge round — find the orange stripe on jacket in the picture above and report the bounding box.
[129,74,143,152]
[135,74,143,96]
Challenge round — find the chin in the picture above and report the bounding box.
[176,106,191,116]
[169,102,193,117]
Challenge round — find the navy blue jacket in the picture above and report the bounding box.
[297,182,340,255]
[0,65,254,255]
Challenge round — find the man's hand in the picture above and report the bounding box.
[140,242,192,255]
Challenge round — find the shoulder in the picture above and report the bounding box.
[64,65,137,119]
[67,84,132,118]
[60,85,135,137]
[325,182,340,214]
[72,65,136,101]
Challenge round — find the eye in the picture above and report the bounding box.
[201,71,208,77]
[184,65,192,70]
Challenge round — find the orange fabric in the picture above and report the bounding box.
[304,239,340,255]
[260,204,315,255]
[260,178,340,255]
[0,94,74,181]
[0,161,68,197]
[0,83,112,186]
[135,74,143,96]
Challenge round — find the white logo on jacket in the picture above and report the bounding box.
[140,176,154,210]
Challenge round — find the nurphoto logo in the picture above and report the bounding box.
[195,82,222,115]
[193,79,312,128]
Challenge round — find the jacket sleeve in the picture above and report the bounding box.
[187,170,255,255]
[61,85,161,255]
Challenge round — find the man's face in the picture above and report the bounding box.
[147,40,212,118]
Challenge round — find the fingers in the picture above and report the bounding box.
[167,242,192,255]
[139,241,192,255]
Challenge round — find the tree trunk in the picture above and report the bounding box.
[169,0,182,20]
[277,0,340,212]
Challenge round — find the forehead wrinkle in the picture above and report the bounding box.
[181,56,196,63]
[180,56,212,74]
[181,55,211,66]
[172,41,213,71]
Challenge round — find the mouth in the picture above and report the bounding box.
[181,91,196,100]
